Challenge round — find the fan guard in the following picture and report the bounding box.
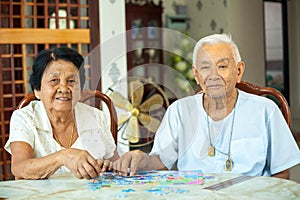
[106,77,169,148]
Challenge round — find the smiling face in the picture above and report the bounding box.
[193,43,245,99]
[34,59,81,114]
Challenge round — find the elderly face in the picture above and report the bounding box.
[34,60,81,114]
[192,43,244,98]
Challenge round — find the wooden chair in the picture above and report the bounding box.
[196,81,291,127]
[17,89,118,144]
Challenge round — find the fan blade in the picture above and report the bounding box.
[138,113,161,133]
[129,80,144,107]
[125,116,140,143]
[139,93,163,112]
[109,91,133,111]
[118,113,131,126]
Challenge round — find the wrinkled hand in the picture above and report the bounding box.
[97,159,113,174]
[113,150,148,176]
[61,148,101,179]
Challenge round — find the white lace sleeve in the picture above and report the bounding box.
[95,110,116,159]
[4,110,35,153]
[75,103,117,160]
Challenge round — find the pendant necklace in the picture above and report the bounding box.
[206,98,237,171]
[53,122,75,148]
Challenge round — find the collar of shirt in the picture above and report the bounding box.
[32,101,101,134]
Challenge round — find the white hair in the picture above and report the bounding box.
[192,33,241,67]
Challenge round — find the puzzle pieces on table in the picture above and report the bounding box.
[87,171,205,198]
[89,170,204,188]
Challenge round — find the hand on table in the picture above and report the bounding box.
[113,150,149,176]
[97,159,113,174]
[61,148,102,179]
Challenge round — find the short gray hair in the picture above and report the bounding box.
[192,33,241,67]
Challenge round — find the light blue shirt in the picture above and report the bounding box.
[150,90,300,176]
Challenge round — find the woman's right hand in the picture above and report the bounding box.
[60,148,102,179]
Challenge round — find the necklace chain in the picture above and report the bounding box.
[207,108,236,156]
[206,95,237,171]
[53,122,75,148]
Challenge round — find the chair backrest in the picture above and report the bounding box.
[17,89,118,144]
[196,81,291,127]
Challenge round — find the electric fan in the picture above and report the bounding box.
[107,77,169,147]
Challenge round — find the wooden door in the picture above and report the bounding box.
[125,0,163,83]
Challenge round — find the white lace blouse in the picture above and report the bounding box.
[5,101,116,175]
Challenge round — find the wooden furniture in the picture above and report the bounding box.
[236,81,290,126]
[196,81,291,127]
[16,90,118,145]
[125,0,163,83]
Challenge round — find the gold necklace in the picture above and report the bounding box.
[53,122,75,148]
[206,97,237,171]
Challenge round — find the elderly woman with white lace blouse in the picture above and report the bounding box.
[5,47,119,180]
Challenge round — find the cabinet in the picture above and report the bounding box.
[125,0,163,83]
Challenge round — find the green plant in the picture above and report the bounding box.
[169,36,197,93]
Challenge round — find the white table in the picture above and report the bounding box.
[0,172,299,199]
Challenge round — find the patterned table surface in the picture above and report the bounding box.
[0,172,299,200]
